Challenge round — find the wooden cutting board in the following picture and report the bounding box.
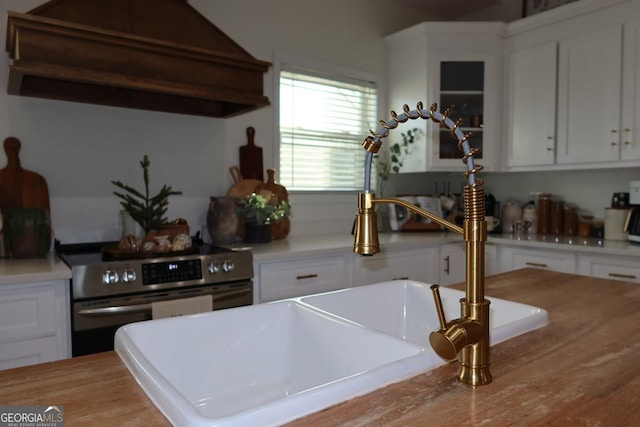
[0,137,50,213]
[256,169,290,240]
[239,127,264,181]
[226,165,261,199]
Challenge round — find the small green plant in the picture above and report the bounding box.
[237,193,291,225]
[112,155,182,234]
[374,128,423,196]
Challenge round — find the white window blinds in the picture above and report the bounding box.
[279,65,378,191]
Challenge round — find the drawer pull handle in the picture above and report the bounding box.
[608,273,637,279]
[393,277,409,280]
[296,274,318,280]
[526,262,548,268]
[444,255,451,275]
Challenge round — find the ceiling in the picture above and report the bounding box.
[400,0,504,20]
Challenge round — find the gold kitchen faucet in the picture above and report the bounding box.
[353,102,491,386]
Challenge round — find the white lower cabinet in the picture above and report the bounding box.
[352,246,440,286]
[578,255,640,283]
[256,255,351,303]
[0,280,71,370]
[497,246,576,274]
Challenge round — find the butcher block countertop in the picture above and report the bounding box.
[1,268,639,426]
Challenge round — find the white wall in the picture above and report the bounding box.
[0,0,434,243]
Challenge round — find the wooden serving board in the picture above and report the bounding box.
[239,127,264,181]
[226,165,261,199]
[0,137,50,213]
[256,169,290,240]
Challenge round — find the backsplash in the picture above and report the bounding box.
[389,167,639,221]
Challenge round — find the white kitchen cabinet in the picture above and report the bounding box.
[506,42,557,167]
[353,246,439,286]
[556,25,623,164]
[439,242,497,286]
[385,22,503,172]
[256,255,351,303]
[497,246,576,274]
[578,254,640,283]
[621,20,640,160]
[504,1,640,170]
[0,280,71,370]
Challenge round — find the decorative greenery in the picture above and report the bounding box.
[112,155,182,234]
[237,193,291,225]
[374,128,423,196]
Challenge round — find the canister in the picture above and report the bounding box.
[577,217,592,237]
[563,205,577,236]
[550,200,564,235]
[537,193,551,234]
[604,208,630,241]
[591,220,605,239]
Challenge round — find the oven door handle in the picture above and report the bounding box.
[77,288,251,317]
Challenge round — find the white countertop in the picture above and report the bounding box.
[234,232,463,262]
[0,254,72,285]
[239,231,640,262]
[1,231,637,285]
[488,233,640,257]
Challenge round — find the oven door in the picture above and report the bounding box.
[72,281,252,356]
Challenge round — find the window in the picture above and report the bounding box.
[279,62,378,192]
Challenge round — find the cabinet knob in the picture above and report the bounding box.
[546,147,553,151]
[611,142,618,146]
[624,141,631,145]
[546,136,553,140]
[611,129,618,133]
[624,128,631,132]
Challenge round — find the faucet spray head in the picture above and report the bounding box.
[353,192,379,256]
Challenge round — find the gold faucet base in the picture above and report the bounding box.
[458,361,493,386]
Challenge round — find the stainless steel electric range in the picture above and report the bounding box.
[57,237,253,356]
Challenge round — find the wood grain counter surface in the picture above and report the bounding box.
[1,268,639,426]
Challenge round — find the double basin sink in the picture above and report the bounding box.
[115,280,548,426]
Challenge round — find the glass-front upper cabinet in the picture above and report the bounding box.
[385,22,503,172]
[438,61,484,161]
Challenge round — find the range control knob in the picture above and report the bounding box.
[121,268,137,283]
[222,260,235,273]
[207,262,220,274]
[102,269,119,285]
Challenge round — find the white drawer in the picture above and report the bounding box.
[500,247,576,274]
[579,256,640,283]
[258,256,349,302]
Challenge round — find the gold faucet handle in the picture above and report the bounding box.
[430,284,447,329]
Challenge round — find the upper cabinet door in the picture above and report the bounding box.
[506,42,558,167]
[556,25,623,164]
[622,20,640,161]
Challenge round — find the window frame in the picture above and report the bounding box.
[273,52,382,194]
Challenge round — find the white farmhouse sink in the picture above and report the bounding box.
[116,281,548,427]
[299,280,549,347]
[115,300,429,427]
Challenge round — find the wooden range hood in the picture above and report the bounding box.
[5,0,271,118]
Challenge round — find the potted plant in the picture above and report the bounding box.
[236,193,291,243]
[374,128,422,197]
[373,128,422,232]
[112,155,182,235]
